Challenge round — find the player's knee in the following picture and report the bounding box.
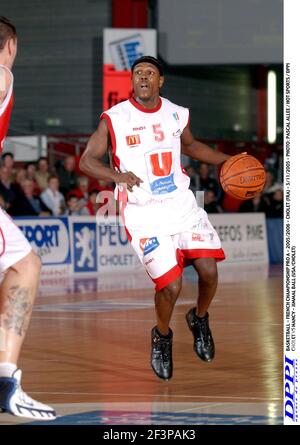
[162,277,182,300]
[197,260,218,285]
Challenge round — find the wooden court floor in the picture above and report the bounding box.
[0,264,283,425]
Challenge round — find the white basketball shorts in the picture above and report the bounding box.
[0,208,32,273]
[130,214,225,291]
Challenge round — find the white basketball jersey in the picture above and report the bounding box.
[101,97,204,237]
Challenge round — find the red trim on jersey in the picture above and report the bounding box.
[0,227,5,257]
[100,113,121,170]
[117,185,132,242]
[129,96,162,113]
[180,164,189,177]
[153,264,182,292]
[181,248,225,262]
[0,92,14,154]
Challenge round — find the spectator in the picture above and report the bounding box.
[264,184,283,218]
[198,163,221,199]
[204,190,223,213]
[1,152,16,181]
[0,192,8,210]
[56,155,78,195]
[25,162,40,194]
[10,179,51,216]
[14,168,27,189]
[239,193,269,213]
[263,171,275,194]
[184,165,199,192]
[0,165,19,208]
[35,156,51,191]
[65,194,81,216]
[69,176,90,209]
[81,189,100,216]
[40,175,66,216]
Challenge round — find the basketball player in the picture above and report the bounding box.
[80,56,230,380]
[0,17,56,419]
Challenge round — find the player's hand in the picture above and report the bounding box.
[114,171,143,192]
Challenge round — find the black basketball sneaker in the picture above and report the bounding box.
[151,326,173,380]
[186,308,215,362]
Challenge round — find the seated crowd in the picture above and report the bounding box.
[0,152,114,217]
[0,151,283,218]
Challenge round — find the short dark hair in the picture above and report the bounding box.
[131,56,164,76]
[48,174,59,183]
[1,151,14,161]
[0,17,17,51]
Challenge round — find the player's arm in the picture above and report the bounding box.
[0,67,12,105]
[181,125,230,165]
[79,119,143,192]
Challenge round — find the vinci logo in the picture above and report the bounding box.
[284,355,298,422]
[73,223,97,272]
[126,134,141,146]
[140,237,160,255]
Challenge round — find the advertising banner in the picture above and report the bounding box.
[210,213,269,264]
[15,217,72,276]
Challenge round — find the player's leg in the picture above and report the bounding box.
[193,257,218,317]
[154,275,182,336]
[0,211,56,420]
[178,214,225,363]
[185,258,218,363]
[131,235,183,380]
[0,251,41,364]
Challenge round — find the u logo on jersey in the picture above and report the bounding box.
[145,150,177,195]
[150,152,172,176]
[126,134,141,146]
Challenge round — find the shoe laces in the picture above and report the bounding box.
[193,313,211,345]
[153,335,171,365]
[160,338,171,365]
[199,319,211,344]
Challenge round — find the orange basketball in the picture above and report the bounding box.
[220,153,266,200]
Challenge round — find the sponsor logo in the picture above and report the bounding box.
[139,237,160,255]
[192,233,205,242]
[109,33,144,71]
[173,129,182,138]
[126,134,141,146]
[133,126,146,131]
[73,223,97,272]
[18,218,70,264]
[240,174,265,184]
[146,151,177,195]
[284,355,298,422]
[145,257,154,266]
[172,112,179,121]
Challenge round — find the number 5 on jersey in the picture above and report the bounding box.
[152,124,165,142]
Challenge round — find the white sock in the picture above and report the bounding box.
[0,362,17,378]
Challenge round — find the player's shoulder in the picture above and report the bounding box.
[161,97,188,114]
[102,99,131,118]
[0,65,13,106]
